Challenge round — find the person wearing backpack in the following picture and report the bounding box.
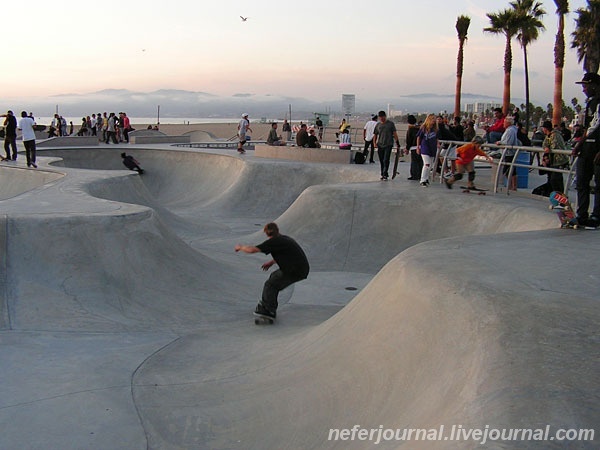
[541,120,569,193]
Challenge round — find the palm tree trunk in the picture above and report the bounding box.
[523,45,531,132]
[553,67,564,127]
[553,7,565,127]
[454,41,464,118]
[502,35,512,116]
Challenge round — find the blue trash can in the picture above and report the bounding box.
[515,151,530,188]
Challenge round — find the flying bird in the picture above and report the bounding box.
[240,16,248,22]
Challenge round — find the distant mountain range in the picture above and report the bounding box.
[17,89,508,119]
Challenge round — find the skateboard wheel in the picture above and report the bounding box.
[254,319,260,325]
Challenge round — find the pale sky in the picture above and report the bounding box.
[2,0,592,106]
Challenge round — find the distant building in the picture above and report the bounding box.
[342,94,355,118]
[464,102,502,115]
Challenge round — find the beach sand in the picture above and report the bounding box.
[131,119,411,145]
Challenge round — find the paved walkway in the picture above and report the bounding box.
[0,145,597,449]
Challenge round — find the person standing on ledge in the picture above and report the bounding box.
[18,111,37,168]
[1,110,18,161]
[237,113,252,154]
[363,114,378,163]
[282,119,292,142]
[373,110,400,181]
[315,116,324,141]
[571,72,600,228]
[235,222,309,320]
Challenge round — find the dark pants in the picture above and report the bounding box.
[23,140,36,166]
[548,171,564,193]
[106,131,118,144]
[410,149,423,179]
[486,131,503,143]
[377,145,393,178]
[575,147,600,219]
[260,269,304,313]
[363,140,375,162]
[4,136,17,159]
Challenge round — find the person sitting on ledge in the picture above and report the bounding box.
[307,129,321,148]
[296,123,309,147]
[339,128,351,150]
[267,122,286,146]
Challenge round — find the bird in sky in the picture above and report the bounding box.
[240,16,248,22]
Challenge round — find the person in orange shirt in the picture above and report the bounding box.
[444,136,493,189]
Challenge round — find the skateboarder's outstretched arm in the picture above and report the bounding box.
[235,245,275,270]
[234,244,260,254]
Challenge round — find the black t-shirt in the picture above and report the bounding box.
[308,135,320,148]
[122,155,137,169]
[257,235,309,278]
[4,115,17,137]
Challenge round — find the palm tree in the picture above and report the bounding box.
[484,9,519,116]
[511,0,546,132]
[571,0,600,73]
[553,1,569,127]
[454,15,471,119]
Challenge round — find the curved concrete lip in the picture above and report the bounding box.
[0,162,64,200]
[0,145,597,449]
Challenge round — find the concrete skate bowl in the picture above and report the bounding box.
[126,178,597,449]
[41,147,379,237]
[2,148,598,449]
[0,165,64,200]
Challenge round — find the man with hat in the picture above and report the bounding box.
[237,113,252,154]
[572,72,600,227]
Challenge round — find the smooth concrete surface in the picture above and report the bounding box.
[37,136,100,147]
[0,145,598,449]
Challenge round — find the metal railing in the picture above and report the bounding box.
[437,139,580,195]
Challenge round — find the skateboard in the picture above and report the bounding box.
[253,312,275,325]
[460,186,488,195]
[391,148,401,179]
[549,191,579,228]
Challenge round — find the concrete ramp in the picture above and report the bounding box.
[131,231,599,449]
[0,147,597,449]
[274,184,555,272]
[0,165,64,200]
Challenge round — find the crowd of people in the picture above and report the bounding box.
[1,108,145,170]
[48,112,135,144]
[255,72,599,227]
[4,71,597,227]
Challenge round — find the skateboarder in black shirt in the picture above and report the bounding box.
[121,152,144,174]
[235,222,309,319]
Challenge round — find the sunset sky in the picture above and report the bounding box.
[2,0,593,107]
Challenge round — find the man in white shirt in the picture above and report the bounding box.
[362,115,378,163]
[18,111,37,168]
[237,113,252,154]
